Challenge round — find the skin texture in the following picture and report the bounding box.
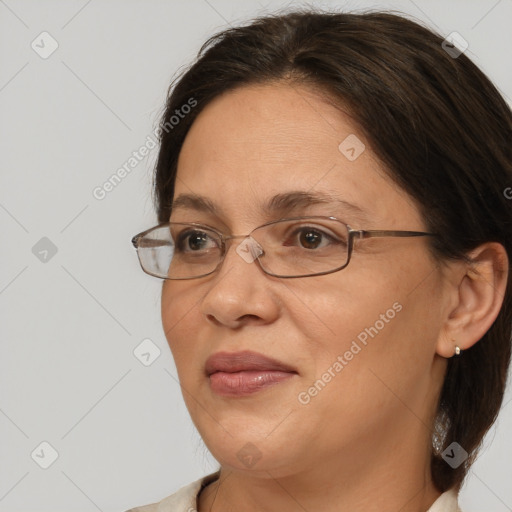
[160,82,508,512]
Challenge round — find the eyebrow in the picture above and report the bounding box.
[170,190,370,222]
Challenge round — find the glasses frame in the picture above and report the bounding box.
[131,216,437,280]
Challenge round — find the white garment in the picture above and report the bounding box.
[124,471,462,512]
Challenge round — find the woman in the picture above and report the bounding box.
[128,8,511,512]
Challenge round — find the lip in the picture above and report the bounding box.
[205,350,297,375]
[205,350,297,397]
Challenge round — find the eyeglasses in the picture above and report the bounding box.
[131,216,437,280]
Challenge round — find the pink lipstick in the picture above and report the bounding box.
[205,350,297,397]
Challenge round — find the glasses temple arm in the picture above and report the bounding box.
[132,237,171,249]
[356,230,437,239]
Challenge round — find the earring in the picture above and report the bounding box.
[451,339,462,356]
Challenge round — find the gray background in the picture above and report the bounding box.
[1,1,511,511]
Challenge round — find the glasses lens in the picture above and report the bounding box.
[136,218,350,279]
[137,224,222,279]
[251,217,350,277]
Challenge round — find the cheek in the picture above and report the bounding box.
[289,259,437,384]
[161,283,201,365]
[290,296,421,442]
[286,269,400,351]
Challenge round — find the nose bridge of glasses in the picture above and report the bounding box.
[220,233,264,264]
[224,233,252,241]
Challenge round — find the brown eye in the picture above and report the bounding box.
[284,225,346,250]
[188,232,209,251]
[176,230,216,252]
[299,229,324,249]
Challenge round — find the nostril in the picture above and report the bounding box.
[205,313,221,326]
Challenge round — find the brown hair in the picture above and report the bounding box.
[151,8,512,493]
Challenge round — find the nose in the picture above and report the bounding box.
[199,236,281,328]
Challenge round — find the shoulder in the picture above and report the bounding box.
[124,471,220,512]
[426,488,464,512]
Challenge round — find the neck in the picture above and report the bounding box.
[198,424,443,512]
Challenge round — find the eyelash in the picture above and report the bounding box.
[174,225,345,253]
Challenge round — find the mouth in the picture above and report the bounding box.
[205,350,298,397]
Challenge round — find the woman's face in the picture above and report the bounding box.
[162,82,448,478]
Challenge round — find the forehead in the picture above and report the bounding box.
[178,82,348,171]
[173,82,422,230]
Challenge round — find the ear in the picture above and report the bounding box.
[436,242,509,358]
